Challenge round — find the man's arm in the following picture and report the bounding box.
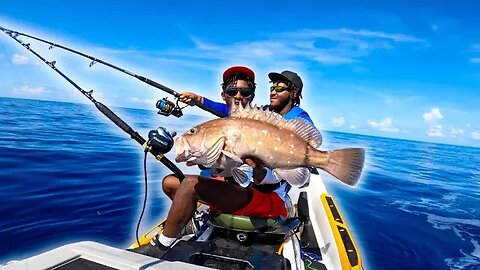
[179,92,229,117]
[202,97,229,117]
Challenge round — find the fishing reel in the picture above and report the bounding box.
[156,97,183,118]
[147,127,176,154]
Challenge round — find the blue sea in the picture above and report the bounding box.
[0,97,479,270]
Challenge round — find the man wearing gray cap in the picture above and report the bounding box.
[246,70,317,197]
[267,70,313,124]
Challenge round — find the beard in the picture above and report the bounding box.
[269,95,292,113]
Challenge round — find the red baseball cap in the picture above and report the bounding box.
[222,66,255,83]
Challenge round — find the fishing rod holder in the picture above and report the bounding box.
[156,97,183,118]
[147,127,176,154]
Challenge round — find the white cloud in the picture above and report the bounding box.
[168,28,425,67]
[11,53,29,65]
[422,108,445,137]
[422,108,443,123]
[367,117,399,133]
[285,28,424,43]
[471,132,480,140]
[427,124,444,137]
[450,128,464,137]
[470,58,480,64]
[331,117,345,127]
[13,85,51,95]
[349,124,357,130]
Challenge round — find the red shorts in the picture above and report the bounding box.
[210,187,287,219]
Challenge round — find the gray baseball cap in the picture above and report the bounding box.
[268,70,303,98]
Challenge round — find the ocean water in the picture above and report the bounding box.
[0,97,479,270]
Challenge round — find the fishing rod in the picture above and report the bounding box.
[0,25,184,181]
[0,25,223,118]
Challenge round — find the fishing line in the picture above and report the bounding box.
[0,25,184,180]
[135,150,149,247]
[0,26,222,117]
[0,27,187,254]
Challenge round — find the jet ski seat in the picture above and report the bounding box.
[209,194,300,233]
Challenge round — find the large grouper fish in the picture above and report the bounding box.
[175,104,365,186]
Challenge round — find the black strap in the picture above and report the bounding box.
[252,180,286,193]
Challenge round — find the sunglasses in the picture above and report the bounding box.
[270,85,291,93]
[224,87,254,98]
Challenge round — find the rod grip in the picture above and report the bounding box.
[160,156,185,181]
[136,76,179,97]
[96,101,184,179]
[95,101,144,141]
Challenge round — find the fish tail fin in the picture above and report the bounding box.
[310,148,365,186]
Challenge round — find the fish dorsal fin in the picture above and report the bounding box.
[230,105,322,148]
[284,118,322,148]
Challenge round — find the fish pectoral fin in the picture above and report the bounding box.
[198,137,225,167]
[221,150,244,164]
[273,167,311,187]
[231,164,253,188]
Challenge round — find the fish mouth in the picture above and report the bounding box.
[176,152,202,164]
[175,151,201,163]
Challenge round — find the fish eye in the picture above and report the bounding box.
[188,128,197,134]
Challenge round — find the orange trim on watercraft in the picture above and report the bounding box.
[277,243,285,255]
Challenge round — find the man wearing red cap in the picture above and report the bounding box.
[162,66,256,188]
[179,66,256,117]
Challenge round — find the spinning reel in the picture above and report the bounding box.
[147,126,176,154]
[156,97,184,118]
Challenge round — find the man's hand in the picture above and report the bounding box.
[244,157,267,184]
[179,92,203,105]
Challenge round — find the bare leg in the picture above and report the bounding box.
[162,175,199,237]
[162,176,252,238]
[162,174,181,200]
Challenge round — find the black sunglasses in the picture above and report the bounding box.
[270,85,291,93]
[224,87,254,98]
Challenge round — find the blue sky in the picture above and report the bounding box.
[1,1,480,147]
